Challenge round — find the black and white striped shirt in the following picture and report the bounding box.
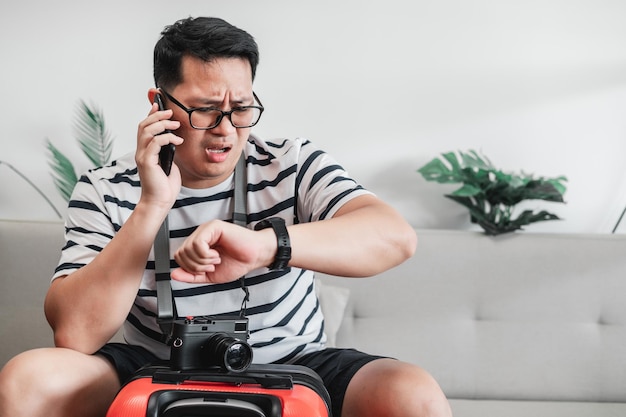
[53,135,371,363]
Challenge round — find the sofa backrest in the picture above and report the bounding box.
[318,230,626,402]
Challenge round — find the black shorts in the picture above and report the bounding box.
[97,343,387,417]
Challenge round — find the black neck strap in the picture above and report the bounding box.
[155,154,248,340]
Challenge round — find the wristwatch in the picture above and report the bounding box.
[254,217,291,271]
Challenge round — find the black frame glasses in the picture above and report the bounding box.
[160,89,264,130]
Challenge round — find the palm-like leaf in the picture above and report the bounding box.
[45,100,115,202]
[45,138,78,202]
[74,100,114,167]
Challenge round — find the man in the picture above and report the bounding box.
[0,17,451,417]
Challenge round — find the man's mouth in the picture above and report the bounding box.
[204,144,232,162]
[208,147,228,153]
[206,143,231,153]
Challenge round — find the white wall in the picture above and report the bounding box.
[1,0,625,233]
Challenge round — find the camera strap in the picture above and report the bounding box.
[154,153,248,341]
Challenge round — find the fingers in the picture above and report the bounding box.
[172,222,238,284]
[175,246,222,273]
[171,267,212,283]
[174,232,222,279]
[147,103,181,136]
[136,104,183,170]
[171,221,259,284]
[134,104,184,206]
[138,104,181,147]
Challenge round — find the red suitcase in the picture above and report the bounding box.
[106,364,332,417]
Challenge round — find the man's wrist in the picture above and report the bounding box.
[254,217,291,270]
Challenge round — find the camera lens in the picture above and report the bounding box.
[206,333,253,372]
[224,341,252,371]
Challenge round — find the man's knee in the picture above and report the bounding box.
[343,358,452,417]
[0,348,120,417]
[1,349,60,402]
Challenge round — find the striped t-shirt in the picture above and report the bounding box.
[53,135,371,364]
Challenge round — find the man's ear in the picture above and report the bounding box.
[147,88,160,104]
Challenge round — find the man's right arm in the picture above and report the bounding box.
[44,103,182,355]
[44,203,168,354]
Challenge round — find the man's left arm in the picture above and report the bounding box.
[172,194,416,284]
[287,194,417,277]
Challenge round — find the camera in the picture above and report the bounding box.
[169,315,253,372]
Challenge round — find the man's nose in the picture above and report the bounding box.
[210,113,237,135]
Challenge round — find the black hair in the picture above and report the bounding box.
[153,17,259,89]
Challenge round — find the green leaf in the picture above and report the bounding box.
[441,151,462,172]
[74,100,114,168]
[545,177,568,195]
[45,138,78,202]
[512,210,560,226]
[451,183,482,197]
[460,150,492,170]
[522,181,565,202]
[417,158,461,184]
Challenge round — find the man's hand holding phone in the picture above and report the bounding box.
[135,93,183,209]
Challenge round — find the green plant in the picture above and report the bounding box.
[46,100,114,201]
[418,150,567,236]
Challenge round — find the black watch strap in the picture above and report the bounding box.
[254,217,291,270]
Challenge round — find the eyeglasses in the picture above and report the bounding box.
[160,89,264,130]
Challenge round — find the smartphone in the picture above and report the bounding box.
[154,93,175,175]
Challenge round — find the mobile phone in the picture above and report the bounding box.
[154,93,175,175]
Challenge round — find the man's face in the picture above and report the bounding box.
[167,55,254,189]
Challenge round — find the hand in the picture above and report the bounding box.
[172,220,275,284]
[135,102,184,208]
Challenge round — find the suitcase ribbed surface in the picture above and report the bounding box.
[106,365,331,417]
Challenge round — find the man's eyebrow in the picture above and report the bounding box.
[197,96,251,107]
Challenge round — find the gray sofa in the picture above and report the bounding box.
[2,219,626,417]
